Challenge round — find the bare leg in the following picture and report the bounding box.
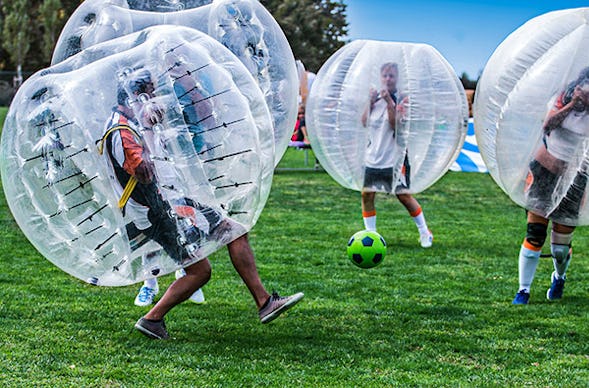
[361,190,376,214]
[226,234,270,309]
[527,211,549,227]
[396,193,420,214]
[552,222,575,234]
[144,258,211,320]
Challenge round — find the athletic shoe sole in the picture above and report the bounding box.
[260,292,304,324]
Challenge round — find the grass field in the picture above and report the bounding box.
[1,107,588,386]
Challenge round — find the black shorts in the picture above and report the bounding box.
[363,166,393,192]
[363,155,411,193]
[525,159,587,224]
[126,197,223,264]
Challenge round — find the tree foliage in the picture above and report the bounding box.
[38,0,65,63]
[1,0,31,71]
[260,0,348,73]
[460,72,478,90]
[0,0,349,76]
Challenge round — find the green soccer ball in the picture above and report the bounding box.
[346,230,386,269]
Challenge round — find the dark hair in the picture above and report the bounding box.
[126,69,153,95]
[117,68,153,105]
[563,66,589,105]
[117,87,129,106]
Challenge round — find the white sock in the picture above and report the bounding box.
[144,277,158,290]
[412,209,429,235]
[518,244,541,292]
[363,215,376,231]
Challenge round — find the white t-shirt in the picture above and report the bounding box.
[545,95,589,163]
[365,97,397,168]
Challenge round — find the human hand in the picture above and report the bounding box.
[573,85,589,105]
[141,101,165,128]
[369,88,378,105]
[135,158,155,184]
[380,90,395,107]
[396,96,409,120]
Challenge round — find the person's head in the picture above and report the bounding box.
[117,68,155,107]
[574,66,589,88]
[380,62,399,92]
[563,66,589,107]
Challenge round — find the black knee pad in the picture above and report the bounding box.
[526,222,548,248]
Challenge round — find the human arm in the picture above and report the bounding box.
[300,121,310,144]
[381,90,397,129]
[543,86,588,131]
[361,88,379,127]
[119,129,154,184]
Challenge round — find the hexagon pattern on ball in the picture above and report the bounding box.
[347,230,387,269]
[306,40,468,194]
[474,7,589,225]
[0,26,274,286]
[51,0,298,166]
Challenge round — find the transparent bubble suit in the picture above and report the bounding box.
[474,8,589,225]
[51,0,298,165]
[0,26,274,286]
[306,40,468,193]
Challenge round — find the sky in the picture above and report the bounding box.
[343,0,588,78]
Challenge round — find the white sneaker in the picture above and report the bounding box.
[420,230,433,248]
[188,288,205,303]
[175,268,186,279]
[134,285,159,307]
[175,268,205,303]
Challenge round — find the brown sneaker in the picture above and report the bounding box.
[134,317,170,339]
[259,292,304,324]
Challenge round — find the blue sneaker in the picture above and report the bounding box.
[512,290,530,305]
[134,285,159,307]
[546,271,565,301]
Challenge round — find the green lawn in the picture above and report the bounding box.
[1,108,588,386]
[0,107,6,127]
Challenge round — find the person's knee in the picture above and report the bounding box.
[185,258,212,282]
[525,222,548,248]
[551,228,574,263]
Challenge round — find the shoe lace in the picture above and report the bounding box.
[139,287,153,299]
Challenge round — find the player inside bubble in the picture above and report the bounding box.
[98,68,241,267]
[306,40,467,247]
[0,27,272,286]
[306,40,468,195]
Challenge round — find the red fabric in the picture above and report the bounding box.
[291,118,302,141]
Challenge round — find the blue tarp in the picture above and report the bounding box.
[450,118,488,173]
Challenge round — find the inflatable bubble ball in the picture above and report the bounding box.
[306,40,468,194]
[0,26,274,286]
[474,7,589,225]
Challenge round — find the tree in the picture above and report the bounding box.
[260,0,348,73]
[38,0,66,63]
[1,0,31,84]
[0,2,6,70]
[460,72,477,91]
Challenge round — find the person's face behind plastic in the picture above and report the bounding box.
[381,66,398,92]
[132,80,156,102]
